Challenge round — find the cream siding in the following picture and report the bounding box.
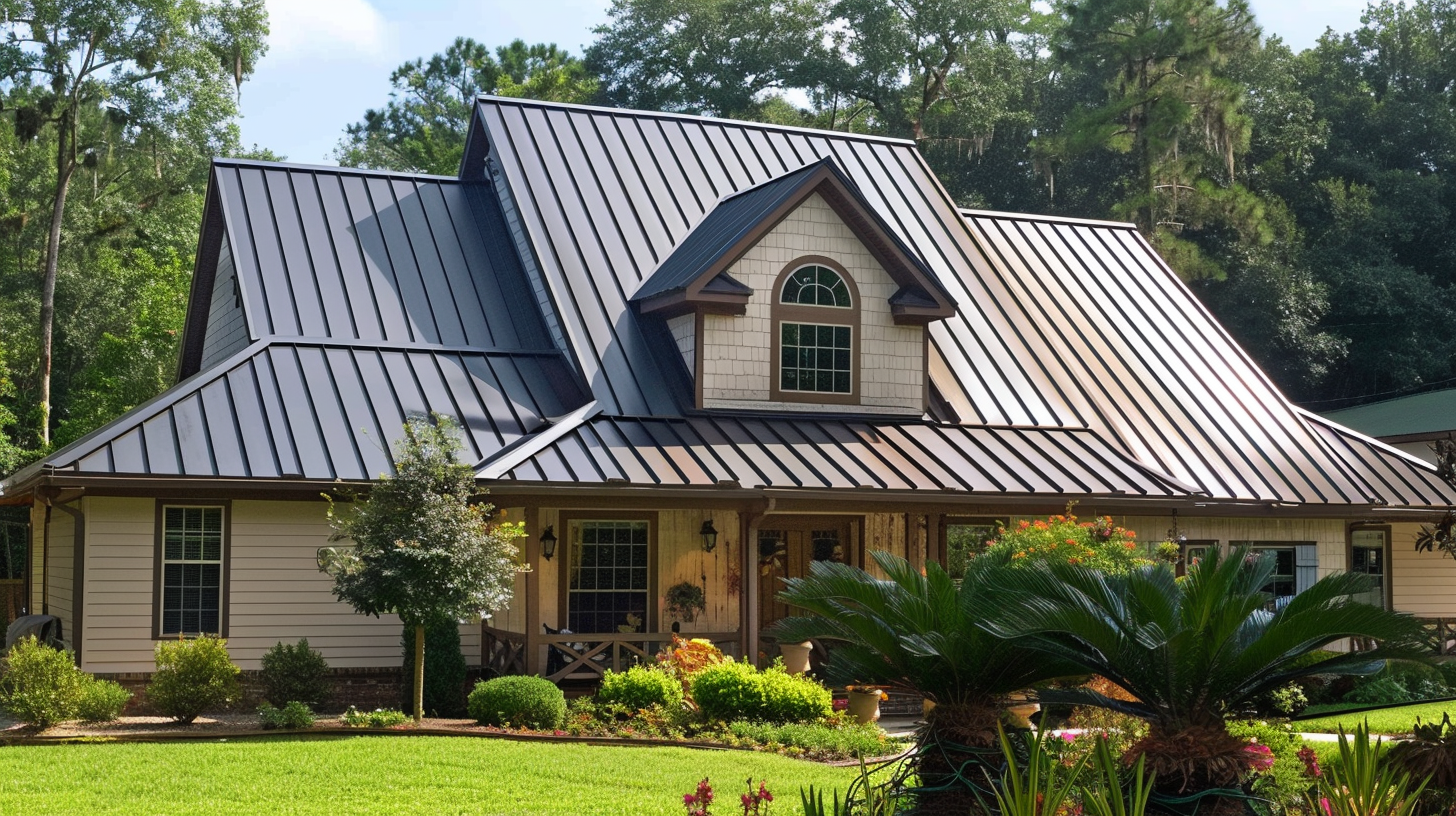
[79,497,487,674]
[700,194,924,413]
[42,509,75,648]
[1390,522,1456,616]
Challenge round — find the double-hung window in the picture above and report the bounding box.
[567,519,650,634]
[159,505,225,636]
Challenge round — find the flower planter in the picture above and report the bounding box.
[779,641,813,675]
[847,689,882,724]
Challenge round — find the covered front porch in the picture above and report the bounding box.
[479,502,949,684]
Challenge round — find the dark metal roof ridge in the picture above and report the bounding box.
[260,336,567,357]
[475,95,919,147]
[960,208,1138,230]
[211,157,462,182]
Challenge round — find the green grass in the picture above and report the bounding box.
[0,735,863,815]
[1297,700,1456,735]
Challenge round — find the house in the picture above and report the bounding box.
[1323,389,1456,465]
[4,97,1456,689]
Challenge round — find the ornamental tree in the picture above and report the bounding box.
[325,414,523,722]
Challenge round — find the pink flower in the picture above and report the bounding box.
[1243,743,1275,772]
[1298,746,1322,779]
[1060,731,1077,743]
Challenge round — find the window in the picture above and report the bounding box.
[1177,540,1218,577]
[1257,547,1297,606]
[772,259,859,402]
[1350,528,1389,609]
[567,520,650,633]
[781,264,852,307]
[159,505,225,636]
[780,323,851,393]
[945,519,998,580]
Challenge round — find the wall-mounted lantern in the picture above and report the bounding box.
[540,526,558,560]
[699,519,719,553]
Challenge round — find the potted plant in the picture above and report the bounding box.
[663,581,707,623]
[779,640,813,675]
[846,685,887,724]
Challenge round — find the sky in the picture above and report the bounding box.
[241,0,1376,166]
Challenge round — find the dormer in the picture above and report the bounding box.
[633,159,955,415]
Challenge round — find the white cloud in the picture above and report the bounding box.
[264,0,395,62]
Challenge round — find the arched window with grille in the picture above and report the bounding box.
[772,258,859,403]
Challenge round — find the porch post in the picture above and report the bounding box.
[523,505,540,676]
[739,509,759,665]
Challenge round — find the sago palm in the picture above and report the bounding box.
[772,550,1079,815]
[975,546,1428,794]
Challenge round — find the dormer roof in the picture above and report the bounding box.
[631,158,955,322]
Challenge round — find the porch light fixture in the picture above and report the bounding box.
[699,519,719,553]
[540,526,558,561]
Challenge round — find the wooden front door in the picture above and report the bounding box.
[756,519,852,633]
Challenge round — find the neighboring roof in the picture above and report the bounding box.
[631,157,954,321]
[1301,411,1456,507]
[1322,388,1456,441]
[480,414,1188,498]
[12,340,585,483]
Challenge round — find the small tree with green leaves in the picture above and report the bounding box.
[325,414,523,722]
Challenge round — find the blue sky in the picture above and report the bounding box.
[241,0,1373,166]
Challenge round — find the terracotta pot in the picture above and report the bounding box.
[780,641,813,675]
[848,689,882,724]
[1006,701,1041,727]
[922,698,936,718]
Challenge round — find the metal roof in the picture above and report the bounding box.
[6,97,1452,513]
[481,414,1188,497]
[178,160,554,378]
[33,341,584,481]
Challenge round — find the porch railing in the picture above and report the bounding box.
[482,626,741,683]
[541,632,740,683]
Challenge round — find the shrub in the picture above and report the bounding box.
[725,719,899,759]
[1228,719,1312,815]
[986,506,1150,574]
[147,635,241,724]
[562,697,689,739]
[75,678,131,722]
[341,706,410,728]
[260,639,329,708]
[468,675,565,729]
[598,665,684,711]
[258,700,315,730]
[0,636,84,727]
[760,666,832,723]
[401,622,468,717]
[691,660,766,723]
[1346,675,1417,706]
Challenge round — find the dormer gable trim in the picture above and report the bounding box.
[176,169,239,382]
[633,158,956,323]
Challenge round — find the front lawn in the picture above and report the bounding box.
[0,735,863,815]
[1296,700,1455,735]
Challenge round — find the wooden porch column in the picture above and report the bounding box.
[739,509,757,663]
[523,505,540,676]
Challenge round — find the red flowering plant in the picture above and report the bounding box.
[984,503,1151,574]
[681,777,773,816]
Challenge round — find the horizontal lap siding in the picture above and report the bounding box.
[80,497,483,673]
[46,512,74,647]
[1390,522,1456,617]
[81,497,154,673]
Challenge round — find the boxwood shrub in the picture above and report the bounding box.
[597,665,683,711]
[691,660,767,722]
[468,675,565,729]
[147,635,241,724]
[0,636,85,727]
[761,666,832,722]
[75,678,132,722]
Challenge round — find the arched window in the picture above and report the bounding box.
[780,264,852,308]
[772,258,859,401]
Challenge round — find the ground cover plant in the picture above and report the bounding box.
[0,737,859,815]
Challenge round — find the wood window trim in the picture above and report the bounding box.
[556,510,659,635]
[152,499,232,640]
[1348,524,1394,611]
[1177,539,1219,577]
[770,256,861,405]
